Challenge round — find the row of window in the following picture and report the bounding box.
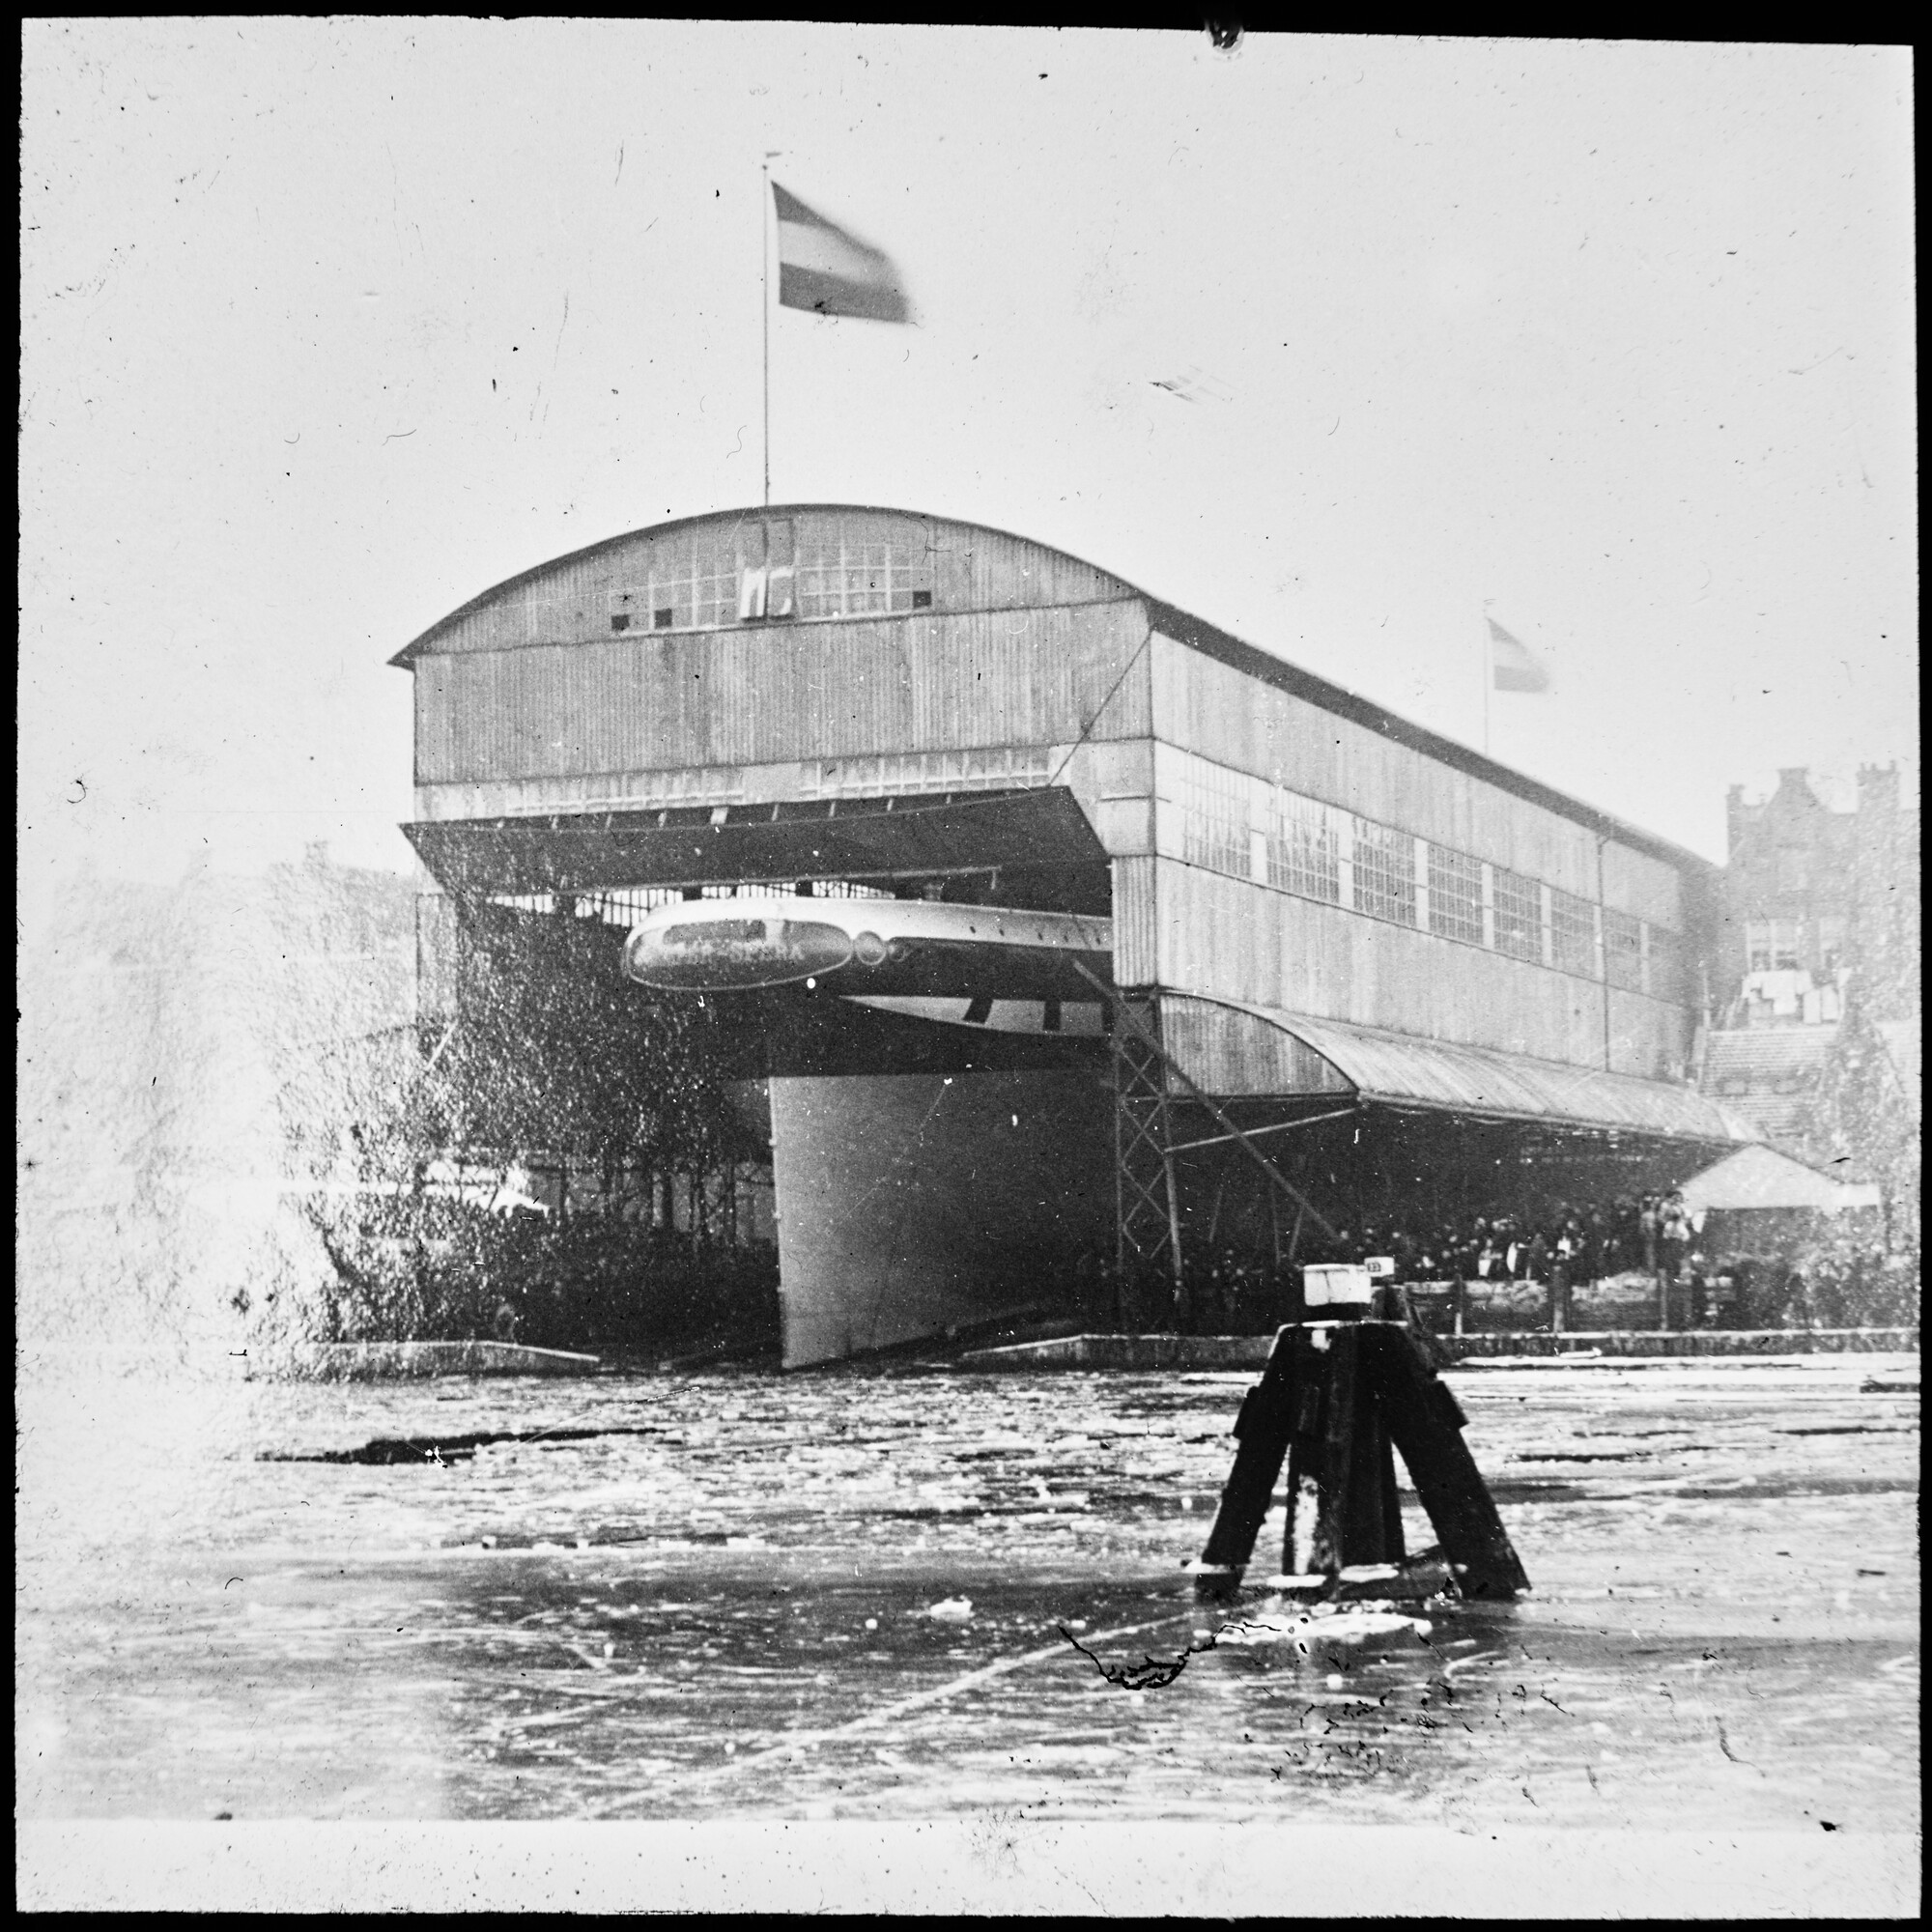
[1711,1068,1815,1096]
[494,879,897,929]
[1744,916,1846,975]
[481,748,1057,838]
[812,745,1052,800]
[1165,750,1686,1002]
[609,536,935,634]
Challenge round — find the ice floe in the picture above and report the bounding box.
[1215,1603,1434,1649]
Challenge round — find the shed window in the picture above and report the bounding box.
[795,537,934,619]
[1267,791,1341,903]
[1349,816,1416,927]
[1550,888,1597,978]
[1173,761,1249,879]
[615,519,936,633]
[1426,846,1484,946]
[1492,867,1542,962]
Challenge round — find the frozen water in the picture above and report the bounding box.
[14,1349,1919,1827]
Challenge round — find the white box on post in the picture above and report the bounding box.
[1301,1264,1375,1309]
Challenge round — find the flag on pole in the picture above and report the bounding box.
[1489,617,1551,693]
[772,183,911,323]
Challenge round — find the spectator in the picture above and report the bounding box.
[1580,1208,1607,1287]
[1686,1252,1716,1326]
[1475,1221,1501,1280]
[1638,1196,1662,1280]
[1502,1219,1524,1280]
[1524,1225,1550,1286]
[1659,1191,1693,1289]
[1550,1223,1577,1330]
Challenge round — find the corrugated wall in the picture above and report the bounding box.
[1159,993,1356,1098]
[416,599,1153,786]
[929,519,1128,613]
[1148,632,1682,920]
[1148,860,1690,1081]
[1110,853,1161,986]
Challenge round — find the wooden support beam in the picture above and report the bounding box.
[1195,1325,1297,1583]
[1315,1325,1405,1571]
[1163,1106,1358,1156]
[1363,1323,1529,1600]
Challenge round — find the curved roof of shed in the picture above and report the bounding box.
[391,503,1122,664]
[394,502,1714,875]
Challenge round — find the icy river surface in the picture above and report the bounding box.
[15,1351,1919,1830]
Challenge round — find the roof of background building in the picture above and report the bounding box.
[1698,1027,1837,1143]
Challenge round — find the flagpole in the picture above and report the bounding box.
[1481,610,1492,757]
[761,153,778,510]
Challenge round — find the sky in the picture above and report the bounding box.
[20,23,1917,923]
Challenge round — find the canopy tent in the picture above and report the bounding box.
[1679,1142,1883,1215]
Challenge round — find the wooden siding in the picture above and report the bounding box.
[1148,858,1691,1080]
[927,518,1129,614]
[411,509,1130,660]
[1111,854,1161,988]
[1159,994,1355,1098]
[414,749,1060,825]
[1149,633,1683,926]
[1597,838,1686,929]
[416,599,1153,787]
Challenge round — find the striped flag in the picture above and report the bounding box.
[772,183,911,324]
[1489,617,1551,694]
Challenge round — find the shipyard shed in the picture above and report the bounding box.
[395,504,1754,1362]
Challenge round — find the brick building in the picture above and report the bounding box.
[1703,764,1919,1166]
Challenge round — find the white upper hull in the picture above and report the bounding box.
[622,894,1114,1005]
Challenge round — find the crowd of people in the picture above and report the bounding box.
[1090,1189,1736,1336]
[1303,1191,1703,1291]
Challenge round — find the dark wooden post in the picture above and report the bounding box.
[1282,1435,1318,1577]
[1363,1323,1529,1599]
[1195,1325,1298,1586]
[1314,1324,1406,1571]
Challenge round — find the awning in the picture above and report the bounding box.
[1160,994,1759,1145]
[1681,1144,1884,1213]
